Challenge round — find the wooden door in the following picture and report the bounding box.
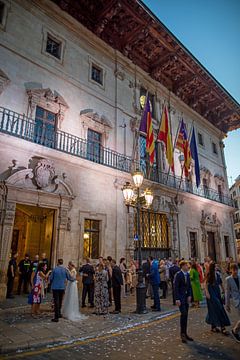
[207,232,216,261]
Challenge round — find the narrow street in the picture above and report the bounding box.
[3,307,240,360]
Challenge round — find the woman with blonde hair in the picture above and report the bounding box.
[62,261,86,321]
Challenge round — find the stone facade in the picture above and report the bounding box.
[0,0,237,298]
[230,176,240,261]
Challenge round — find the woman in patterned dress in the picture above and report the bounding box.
[94,263,109,315]
[28,263,51,317]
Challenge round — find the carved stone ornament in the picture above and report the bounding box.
[80,109,112,143]
[114,67,126,81]
[34,159,55,189]
[130,117,139,132]
[200,210,222,244]
[201,210,218,226]
[0,69,10,95]
[214,174,225,189]
[0,158,74,197]
[25,86,69,128]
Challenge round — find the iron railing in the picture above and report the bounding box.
[0,106,234,207]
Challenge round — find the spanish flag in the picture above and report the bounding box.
[176,119,192,177]
[139,96,155,166]
[157,105,174,172]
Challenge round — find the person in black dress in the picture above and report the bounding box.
[205,262,230,335]
[6,253,18,298]
[111,259,123,314]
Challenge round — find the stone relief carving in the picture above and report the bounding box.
[0,158,74,197]
[129,117,139,132]
[80,109,112,143]
[114,67,126,81]
[200,210,222,243]
[0,69,10,95]
[200,166,212,185]
[34,159,55,189]
[214,174,225,189]
[25,85,69,128]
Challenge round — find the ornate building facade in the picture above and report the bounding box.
[230,176,240,261]
[0,0,239,298]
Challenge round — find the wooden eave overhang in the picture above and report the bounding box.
[51,0,240,133]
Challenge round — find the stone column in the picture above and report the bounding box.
[0,201,16,300]
[125,210,135,262]
[56,207,69,262]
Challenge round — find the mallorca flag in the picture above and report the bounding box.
[139,96,155,165]
[190,127,200,187]
[157,105,174,172]
[176,119,192,177]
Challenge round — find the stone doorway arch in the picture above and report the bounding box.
[0,157,74,299]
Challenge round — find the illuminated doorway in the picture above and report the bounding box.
[11,204,55,265]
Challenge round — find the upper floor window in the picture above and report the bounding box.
[87,128,102,163]
[46,34,62,59]
[0,1,5,24]
[34,106,56,148]
[233,191,236,197]
[91,64,103,85]
[198,132,204,146]
[212,142,218,155]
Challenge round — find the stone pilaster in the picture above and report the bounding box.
[0,201,16,299]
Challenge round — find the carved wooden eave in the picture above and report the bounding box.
[51,0,240,133]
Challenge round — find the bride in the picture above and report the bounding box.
[62,261,86,321]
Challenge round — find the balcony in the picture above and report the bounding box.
[0,106,234,207]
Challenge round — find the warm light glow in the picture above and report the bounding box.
[132,170,144,188]
[83,233,89,240]
[144,188,153,207]
[122,182,134,203]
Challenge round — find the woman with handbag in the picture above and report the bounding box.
[28,263,51,317]
[205,262,230,335]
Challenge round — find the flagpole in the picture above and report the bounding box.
[166,103,182,185]
[156,99,167,183]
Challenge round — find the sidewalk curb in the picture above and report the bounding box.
[0,309,179,356]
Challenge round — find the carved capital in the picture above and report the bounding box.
[114,68,125,81]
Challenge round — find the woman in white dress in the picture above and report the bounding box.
[62,261,86,321]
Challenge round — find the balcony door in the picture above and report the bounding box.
[87,129,102,163]
[34,106,56,148]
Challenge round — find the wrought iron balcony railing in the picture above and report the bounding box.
[0,106,234,207]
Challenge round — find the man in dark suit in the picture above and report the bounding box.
[169,259,180,305]
[148,256,161,311]
[111,259,123,314]
[174,260,193,343]
[79,258,95,308]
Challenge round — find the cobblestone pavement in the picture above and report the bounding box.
[1,306,240,360]
[0,293,178,355]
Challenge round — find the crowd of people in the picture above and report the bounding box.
[6,252,240,343]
